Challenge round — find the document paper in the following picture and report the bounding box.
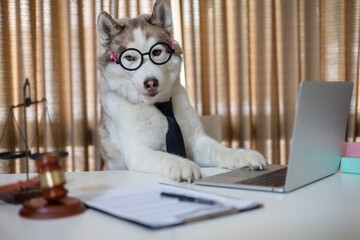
[79,183,259,229]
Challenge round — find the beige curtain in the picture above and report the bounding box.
[1,0,359,173]
[0,0,155,174]
[181,0,360,164]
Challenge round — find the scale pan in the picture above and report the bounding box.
[29,151,69,160]
[0,151,31,160]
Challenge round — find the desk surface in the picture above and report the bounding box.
[0,168,359,240]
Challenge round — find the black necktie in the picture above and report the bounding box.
[154,99,187,158]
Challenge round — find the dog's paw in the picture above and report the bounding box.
[167,159,202,183]
[217,149,268,170]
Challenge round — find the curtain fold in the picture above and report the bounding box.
[1,0,360,173]
[0,0,156,174]
[181,0,360,164]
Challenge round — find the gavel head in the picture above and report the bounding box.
[36,155,67,201]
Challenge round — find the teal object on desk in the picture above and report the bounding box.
[341,157,360,174]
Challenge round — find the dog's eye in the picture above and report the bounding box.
[152,49,162,57]
[124,55,136,61]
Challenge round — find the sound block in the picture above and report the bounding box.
[19,196,86,219]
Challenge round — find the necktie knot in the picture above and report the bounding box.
[154,100,174,118]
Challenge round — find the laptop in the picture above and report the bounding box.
[196,81,353,193]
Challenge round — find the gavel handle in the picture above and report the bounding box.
[0,177,40,195]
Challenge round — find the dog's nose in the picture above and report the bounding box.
[144,78,159,91]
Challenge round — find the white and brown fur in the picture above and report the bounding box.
[97,0,267,182]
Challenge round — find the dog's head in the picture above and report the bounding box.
[97,0,182,104]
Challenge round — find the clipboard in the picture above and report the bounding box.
[77,183,261,229]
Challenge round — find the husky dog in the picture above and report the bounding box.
[96,0,267,182]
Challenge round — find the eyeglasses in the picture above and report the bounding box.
[111,41,175,71]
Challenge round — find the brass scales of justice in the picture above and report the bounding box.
[0,79,85,219]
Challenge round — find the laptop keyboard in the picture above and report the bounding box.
[239,167,288,187]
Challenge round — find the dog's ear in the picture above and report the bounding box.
[97,11,124,43]
[149,0,173,37]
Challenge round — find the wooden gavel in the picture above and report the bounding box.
[0,155,86,219]
[36,155,68,201]
[0,155,66,200]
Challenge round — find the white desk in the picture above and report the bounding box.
[0,169,359,240]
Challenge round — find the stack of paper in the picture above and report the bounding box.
[78,183,260,229]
